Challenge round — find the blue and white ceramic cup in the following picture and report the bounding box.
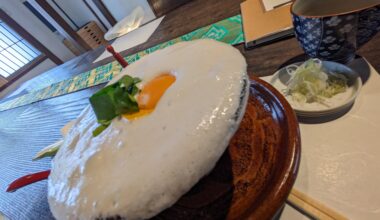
[291,0,380,63]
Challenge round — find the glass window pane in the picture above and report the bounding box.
[14,42,34,61]
[18,41,38,58]
[21,40,40,56]
[0,52,21,70]
[8,46,28,64]
[0,25,19,43]
[0,23,22,41]
[0,60,15,75]
[0,39,8,49]
[11,44,32,62]
[3,49,24,67]
[0,31,13,45]
[0,19,41,77]
[0,67,9,77]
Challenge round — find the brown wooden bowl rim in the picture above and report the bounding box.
[246,76,301,219]
[290,0,380,18]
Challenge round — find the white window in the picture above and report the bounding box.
[0,21,41,78]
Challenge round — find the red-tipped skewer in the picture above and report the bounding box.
[6,170,51,192]
[106,45,128,68]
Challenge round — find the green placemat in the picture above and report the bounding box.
[0,15,244,112]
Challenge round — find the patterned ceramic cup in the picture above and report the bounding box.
[291,0,380,63]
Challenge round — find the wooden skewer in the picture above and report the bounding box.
[106,45,128,68]
[288,189,348,220]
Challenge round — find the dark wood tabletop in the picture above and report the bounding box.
[3,0,380,102]
[0,0,378,219]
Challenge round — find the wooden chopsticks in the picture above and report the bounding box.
[287,189,348,220]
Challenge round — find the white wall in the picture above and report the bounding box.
[83,0,113,29]
[43,0,156,32]
[102,0,156,24]
[0,0,75,62]
[49,0,106,31]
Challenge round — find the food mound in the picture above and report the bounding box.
[48,39,249,220]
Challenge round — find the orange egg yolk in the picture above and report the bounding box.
[123,73,176,120]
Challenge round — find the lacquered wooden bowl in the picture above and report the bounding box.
[152,76,301,219]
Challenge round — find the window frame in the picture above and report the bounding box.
[0,8,62,84]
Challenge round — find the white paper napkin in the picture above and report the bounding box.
[261,0,291,11]
[93,16,165,63]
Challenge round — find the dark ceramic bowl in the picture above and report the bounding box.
[291,0,380,63]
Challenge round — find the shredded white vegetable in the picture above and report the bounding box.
[284,59,348,105]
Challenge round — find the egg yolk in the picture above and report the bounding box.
[137,73,176,109]
[123,73,176,120]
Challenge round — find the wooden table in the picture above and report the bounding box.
[0,0,379,219]
[3,0,380,101]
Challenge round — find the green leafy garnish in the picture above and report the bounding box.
[90,75,141,136]
[33,140,62,161]
[92,121,111,137]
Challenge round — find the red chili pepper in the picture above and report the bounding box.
[106,45,129,68]
[6,170,51,192]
